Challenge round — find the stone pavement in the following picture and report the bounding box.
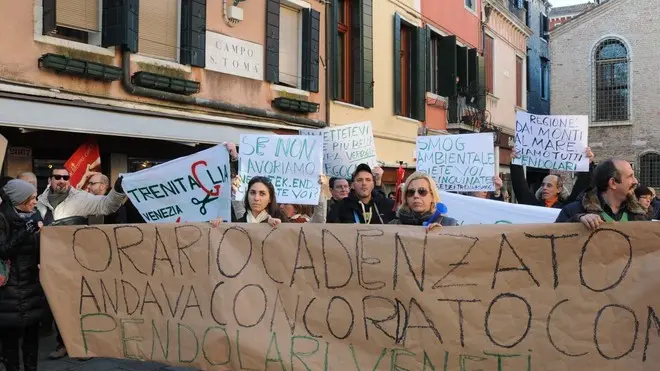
[30,334,197,371]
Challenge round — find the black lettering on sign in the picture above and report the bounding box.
[151,227,175,276]
[491,234,540,290]
[322,229,354,289]
[79,276,101,314]
[162,283,184,318]
[72,227,112,272]
[302,297,323,339]
[210,281,226,326]
[181,285,203,320]
[401,297,443,346]
[524,232,579,289]
[100,278,119,314]
[291,228,321,289]
[233,284,267,328]
[326,296,355,340]
[121,279,140,316]
[140,282,163,316]
[579,228,632,292]
[485,293,532,348]
[432,234,479,289]
[362,296,406,343]
[174,225,201,275]
[356,229,386,290]
[262,228,284,284]
[643,306,660,362]
[546,299,588,357]
[594,304,638,360]
[114,226,147,276]
[269,289,301,335]
[437,298,481,347]
[217,226,252,279]
[393,232,426,292]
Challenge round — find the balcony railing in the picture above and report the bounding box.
[447,96,484,132]
[507,0,527,22]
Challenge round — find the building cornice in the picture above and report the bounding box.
[485,0,533,37]
[550,0,624,38]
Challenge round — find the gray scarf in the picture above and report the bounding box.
[48,190,68,209]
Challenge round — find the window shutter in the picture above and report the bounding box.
[437,35,457,98]
[456,45,468,94]
[393,13,402,115]
[411,26,426,121]
[43,0,57,35]
[102,0,139,53]
[141,0,179,61]
[265,0,280,83]
[468,48,478,101]
[180,0,206,67]
[330,0,339,100]
[477,54,487,110]
[359,0,374,108]
[301,9,320,92]
[57,0,101,32]
[425,25,432,93]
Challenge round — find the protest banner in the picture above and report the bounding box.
[417,133,496,191]
[440,191,560,224]
[65,139,101,187]
[41,222,660,371]
[237,134,323,205]
[121,145,231,223]
[513,112,589,172]
[299,121,378,178]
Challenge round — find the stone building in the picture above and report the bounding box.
[550,0,660,188]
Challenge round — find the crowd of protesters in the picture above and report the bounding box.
[0,141,658,371]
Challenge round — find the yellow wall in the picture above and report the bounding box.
[328,0,422,166]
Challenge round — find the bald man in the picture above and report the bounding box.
[17,172,37,188]
[85,173,110,196]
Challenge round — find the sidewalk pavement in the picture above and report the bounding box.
[35,334,196,371]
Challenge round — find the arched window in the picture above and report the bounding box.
[594,39,629,122]
[639,153,660,188]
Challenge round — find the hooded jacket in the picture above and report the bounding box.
[326,190,395,224]
[555,188,649,223]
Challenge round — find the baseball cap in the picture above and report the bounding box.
[351,163,373,182]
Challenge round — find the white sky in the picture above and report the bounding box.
[551,0,592,6]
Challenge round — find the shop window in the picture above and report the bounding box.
[128,158,168,173]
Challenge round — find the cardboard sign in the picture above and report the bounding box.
[121,145,231,223]
[440,191,560,224]
[513,112,589,172]
[237,134,323,205]
[65,140,101,187]
[41,222,660,371]
[417,133,496,191]
[0,134,8,170]
[300,122,378,179]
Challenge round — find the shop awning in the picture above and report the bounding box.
[0,94,287,145]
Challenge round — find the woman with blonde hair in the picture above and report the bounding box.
[389,171,457,230]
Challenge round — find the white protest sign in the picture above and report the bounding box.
[440,191,560,225]
[237,134,323,205]
[416,133,496,191]
[299,121,377,178]
[121,145,231,223]
[513,111,589,171]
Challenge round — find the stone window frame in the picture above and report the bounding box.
[638,151,660,189]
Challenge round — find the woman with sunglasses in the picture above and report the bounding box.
[389,172,457,229]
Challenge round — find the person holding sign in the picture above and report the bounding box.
[555,158,648,228]
[212,176,284,227]
[326,164,395,224]
[469,175,505,201]
[510,146,594,209]
[389,171,457,229]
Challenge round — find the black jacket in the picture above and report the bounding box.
[0,199,46,329]
[389,210,458,227]
[327,190,396,224]
[555,188,649,223]
[510,163,593,208]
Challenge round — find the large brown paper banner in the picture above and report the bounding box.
[40,223,660,370]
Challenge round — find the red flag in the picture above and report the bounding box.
[64,139,101,188]
[393,163,405,210]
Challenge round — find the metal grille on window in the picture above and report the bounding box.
[594,39,629,122]
[639,153,660,188]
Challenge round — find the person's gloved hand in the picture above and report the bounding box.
[114,176,124,194]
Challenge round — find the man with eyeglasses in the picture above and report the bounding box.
[36,167,126,360]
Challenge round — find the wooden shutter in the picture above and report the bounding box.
[484,34,494,93]
[437,35,457,98]
[330,0,340,100]
[477,55,486,110]
[102,0,138,52]
[139,0,178,60]
[180,0,207,67]
[456,45,468,94]
[393,13,402,115]
[468,48,478,100]
[265,0,281,83]
[57,0,100,32]
[516,56,523,107]
[411,26,426,121]
[355,0,374,108]
[301,8,320,92]
[425,25,432,93]
[279,5,300,87]
[43,0,57,35]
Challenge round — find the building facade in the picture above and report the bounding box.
[0,0,326,191]
[524,0,550,116]
[549,1,598,31]
[550,0,660,188]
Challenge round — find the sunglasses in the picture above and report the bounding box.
[406,187,429,197]
[52,175,70,181]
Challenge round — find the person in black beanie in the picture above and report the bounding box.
[0,179,44,371]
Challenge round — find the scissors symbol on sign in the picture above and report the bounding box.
[191,193,218,215]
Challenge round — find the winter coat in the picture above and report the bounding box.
[510,163,593,208]
[555,188,649,223]
[36,186,126,225]
[389,209,458,227]
[0,198,45,328]
[326,190,396,224]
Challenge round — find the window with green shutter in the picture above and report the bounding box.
[393,13,426,121]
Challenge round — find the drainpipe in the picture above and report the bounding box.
[120,50,327,129]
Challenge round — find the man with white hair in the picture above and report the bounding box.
[16,172,37,188]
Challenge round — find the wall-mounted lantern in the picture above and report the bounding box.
[225,0,246,25]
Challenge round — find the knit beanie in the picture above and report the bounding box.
[3,179,37,206]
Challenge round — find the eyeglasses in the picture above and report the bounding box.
[52,175,70,181]
[406,188,429,197]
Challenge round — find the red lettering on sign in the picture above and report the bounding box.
[191,160,221,197]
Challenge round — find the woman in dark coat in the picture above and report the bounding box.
[0,179,45,371]
[389,171,458,229]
